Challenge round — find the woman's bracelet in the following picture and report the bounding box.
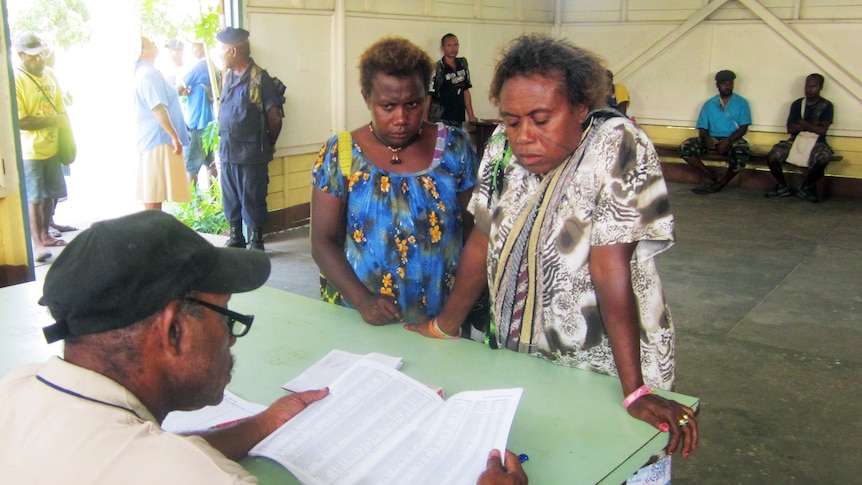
[428,318,460,340]
[622,384,652,408]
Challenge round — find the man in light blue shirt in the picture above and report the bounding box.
[134,36,190,211]
[678,69,752,194]
[181,41,217,189]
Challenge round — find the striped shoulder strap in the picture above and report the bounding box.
[336,131,353,177]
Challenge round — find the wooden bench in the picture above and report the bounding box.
[652,141,843,201]
[652,143,843,166]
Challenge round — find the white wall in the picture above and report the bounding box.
[245,0,555,155]
[561,0,862,136]
[243,0,862,155]
[248,10,334,154]
[344,16,549,130]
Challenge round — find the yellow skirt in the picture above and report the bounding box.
[136,144,191,204]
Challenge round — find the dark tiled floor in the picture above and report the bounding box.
[35,183,862,483]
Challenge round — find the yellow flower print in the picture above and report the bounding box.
[313,144,329,170]
[380,273,395,297]
[380,176,391,193]
[437,201,446,211]
[363,173,370,181]
[430,225,442,243]
[396,237,409,263]
[429,211,438,226]
[421,176,440,199]
[397,267,405,278]
[353,228,364,243]
[348,172,361,191]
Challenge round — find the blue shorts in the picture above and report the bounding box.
[23,154,67,204]
[184,127,215,174]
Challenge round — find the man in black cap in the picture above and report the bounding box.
[216,27,284,251]
[678,69,752,194]
[13,32,75,263]
[0,211,327,483]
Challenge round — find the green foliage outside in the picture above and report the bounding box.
[168,179,229,235]
[10,0,226,234]
[7,0,92,50]
[134,0,220,47]
[202,120,219,156]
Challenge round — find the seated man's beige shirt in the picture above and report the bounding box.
[0,356,257,484]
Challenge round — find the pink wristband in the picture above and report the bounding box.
[622,384,652,408]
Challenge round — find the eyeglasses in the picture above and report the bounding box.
[184,297,254,337]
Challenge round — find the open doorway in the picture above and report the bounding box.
[5,0,228,275]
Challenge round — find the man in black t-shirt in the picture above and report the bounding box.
[765,73,834,202]
[426,33,477,128]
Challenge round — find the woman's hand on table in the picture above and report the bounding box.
[627,394,699,458]
[356,293,403,325]
[403,316,461,339]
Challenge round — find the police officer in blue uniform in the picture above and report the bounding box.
[216,27,283,250]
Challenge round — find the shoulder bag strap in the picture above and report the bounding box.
[18,68,63,114]
[336,131,353,178]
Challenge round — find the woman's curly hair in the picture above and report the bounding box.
[489,34,608,110]
[359,37,433,96]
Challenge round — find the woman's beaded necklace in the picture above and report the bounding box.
[368,122,422,164]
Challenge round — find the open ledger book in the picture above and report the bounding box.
[250,360,523,485]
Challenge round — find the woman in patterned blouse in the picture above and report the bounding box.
[407,34,699,474]
[311,37,478,328]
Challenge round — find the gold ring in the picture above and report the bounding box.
[678,418,689,427]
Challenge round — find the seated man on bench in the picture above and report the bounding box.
[679,69,752,194]
[765,73,834,202]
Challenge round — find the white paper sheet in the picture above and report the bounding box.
[161,390,266,433]
[282,349,403,393]
[253,360,522,485]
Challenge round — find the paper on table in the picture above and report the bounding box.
[253,360,523,485]
[282,348,403,393]
[161,390,266,433]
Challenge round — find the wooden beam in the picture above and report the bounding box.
[738,0,862,104]
[616,0,729,80]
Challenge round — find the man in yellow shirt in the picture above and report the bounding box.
[14,32,71,262]
[606,70,630,116]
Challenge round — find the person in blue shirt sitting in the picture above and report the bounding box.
[678,69,752,194]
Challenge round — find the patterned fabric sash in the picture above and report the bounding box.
[491,113,616,352]
[491,126,589,351]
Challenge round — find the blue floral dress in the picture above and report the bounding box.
[311,123,478,323]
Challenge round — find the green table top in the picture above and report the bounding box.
[0,282,697,485]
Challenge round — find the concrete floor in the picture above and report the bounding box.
[36,182,862,483]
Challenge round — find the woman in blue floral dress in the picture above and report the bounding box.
[310,37,477,329]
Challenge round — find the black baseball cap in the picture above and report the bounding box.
[216,27,250,45]
[715,70,736,82]
[39,211,271,343]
